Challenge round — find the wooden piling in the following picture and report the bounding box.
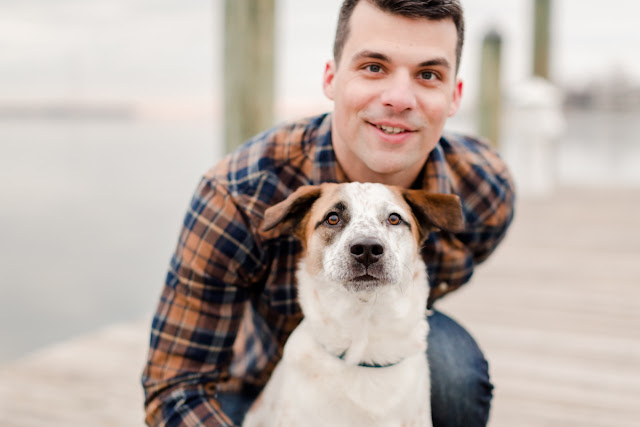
[224,0,276,153]
[533,0,551,79]
[477,30,502,149]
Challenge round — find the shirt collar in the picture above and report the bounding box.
[421,137,454,194]
[310,113,348,185]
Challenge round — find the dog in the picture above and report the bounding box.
[242,182,464,427]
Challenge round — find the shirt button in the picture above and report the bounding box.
[438,282,449,292]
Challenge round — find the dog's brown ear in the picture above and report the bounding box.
[402,190,465,238]
[261,185,322,232]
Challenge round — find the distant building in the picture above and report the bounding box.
[564,72,640,111]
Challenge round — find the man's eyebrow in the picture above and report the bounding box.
[419,57,451,70]
[350,50,390,64]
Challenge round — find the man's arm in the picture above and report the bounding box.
[455,137,516,262]
[426,134,516,305]
[142,174,263,426]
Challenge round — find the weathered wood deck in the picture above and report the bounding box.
[438,188,640,427]
[1,188,639,426]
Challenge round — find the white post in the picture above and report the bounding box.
[502,78,565,197]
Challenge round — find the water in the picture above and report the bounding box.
[0,117,218,362]
[558,109,640,187]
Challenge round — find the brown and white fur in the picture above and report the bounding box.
[243,182,464,427]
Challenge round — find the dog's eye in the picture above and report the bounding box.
[388,213,402,225]
[325,212,340,226]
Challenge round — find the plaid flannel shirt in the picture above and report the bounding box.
[142,112,515,426]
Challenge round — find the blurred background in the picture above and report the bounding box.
[0,0,639,425]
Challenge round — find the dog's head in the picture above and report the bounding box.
[262,182,464,291]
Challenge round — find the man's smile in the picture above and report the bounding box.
[367,120,418,138]
[375,124,410,134]
[367,120,416,135]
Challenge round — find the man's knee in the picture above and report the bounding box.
[427,310,493,427]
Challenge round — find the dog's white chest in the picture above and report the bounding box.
[242,320,431,427]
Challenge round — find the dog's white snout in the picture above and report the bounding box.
[349,238,384,267]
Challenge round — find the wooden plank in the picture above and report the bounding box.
[438,189,640,427]
[0,321,150,427]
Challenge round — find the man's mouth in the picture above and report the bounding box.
[371,123,413,135]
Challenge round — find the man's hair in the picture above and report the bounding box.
[333,0,465,73]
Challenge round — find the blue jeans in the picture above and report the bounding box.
[218,310,493,426]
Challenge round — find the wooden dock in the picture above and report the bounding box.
[1,188,639,426]
[439,188,640,426]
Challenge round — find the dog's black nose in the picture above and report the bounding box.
[350,239,384,267]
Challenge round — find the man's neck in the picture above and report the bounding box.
[332,139,427,189]
[339,165,423,189]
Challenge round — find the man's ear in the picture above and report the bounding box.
[323,60,336,101]
[261,185,323,233]
[448,78,463,117]
[402,190,465,240]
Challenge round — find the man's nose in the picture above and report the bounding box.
[380,71,417,113]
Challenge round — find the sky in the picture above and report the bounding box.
[0,0,639,116]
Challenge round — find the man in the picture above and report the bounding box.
[142,1,514,426]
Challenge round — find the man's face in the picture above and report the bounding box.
[324,1,463,186]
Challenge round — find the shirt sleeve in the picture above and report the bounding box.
[426,136,516,306]
[142,174,264,426]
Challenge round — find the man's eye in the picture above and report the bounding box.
[366,64,382,73]
[421,71,437,80]
[325,213,340,226]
